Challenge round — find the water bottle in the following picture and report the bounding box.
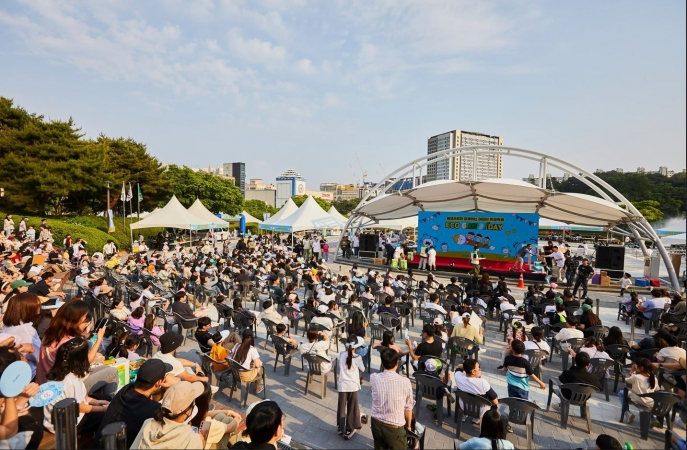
[404,328,409,341]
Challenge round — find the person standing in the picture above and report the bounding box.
[418,244,428,270]
[312,238,321,260]
[572,258,594,300]
[514,244,534,272]
[337,336,367,440]
[551,246,566,281]
[3,214,14,238]
[470,246,483,276]
[352,233,360,257]
[370,348,415,450]
[427,246,437,271]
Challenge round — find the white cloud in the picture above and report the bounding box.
[323,93,340,107]
[206,39,221,52]
[227,28,287,65]
[293,58,314,74]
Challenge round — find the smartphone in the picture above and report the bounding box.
[94,318,109,332]
[199,420,211,447]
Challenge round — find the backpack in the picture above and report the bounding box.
[210,344,229,371]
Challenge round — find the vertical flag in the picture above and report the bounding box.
[120,182,126,202]
[137,184,143,202]
[107,209,115,232]
[127,183,133,202]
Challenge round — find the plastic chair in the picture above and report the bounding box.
[394,302,415,328]
[454,389,493,438]
[196,351,232,389]
[227,358,267,408]
[499,397,540,450]
[546,379,599,433]
[301,310,316,336]
[261,318,280,351]
[172,312,198,345]
[447,337,477,371]
[234,310,257,336]
[605,344,632,392]
[584,325,609,341]
[379,312,402,335]
[413,373,452,427]
[587,358,615,401]
[619,388,682,440]
[301,353,338,399]
[406,429,425,450]
[523,349,548,380]
[284,306,301,334]
[550,337,587,370]
[643,308,665,334]
[271,335,300,376]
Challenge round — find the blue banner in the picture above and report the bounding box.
[417,212,539,262]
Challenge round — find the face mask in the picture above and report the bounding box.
[184,405,198,424]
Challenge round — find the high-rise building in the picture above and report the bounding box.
[426,130,503,182]
[319,183,338,192]
[223,162,246,196]
[275,169,306,207]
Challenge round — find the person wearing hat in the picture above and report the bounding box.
[311,304,334,338]
[450,312,484,357]
[153,331,210,384]
[95,359,178,448]
[131,380,205,449]
[552,316,584,353]
[577,303,602,332]
[336,335,367,440]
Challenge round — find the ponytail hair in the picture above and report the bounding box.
[635,357,656,389]
[344,335,358,370]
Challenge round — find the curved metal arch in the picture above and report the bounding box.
[336,145,680,290]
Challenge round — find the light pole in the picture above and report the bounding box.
[106,181,112,233]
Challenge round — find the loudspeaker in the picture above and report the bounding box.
[595,246,625,271]
[359,234,377,252]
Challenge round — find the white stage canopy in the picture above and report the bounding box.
[130,195,213,230]
[223,211,263,224]
[662,233,686,246]
[352,178,634,229]
[327,206,348,225]
[259,198,299,232]
[188,199,230,228]
[538,218,604,232]
[264,196,343,232]
[356,216,418,231]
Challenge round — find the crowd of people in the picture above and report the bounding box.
[0,221,685,450]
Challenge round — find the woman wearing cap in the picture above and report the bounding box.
[1,292,42,378]
[577,303,602,331]
[336,335,367,440]
[311,304,334,338]
[132,381,206,449]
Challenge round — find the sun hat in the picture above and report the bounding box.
[161,381,204,415]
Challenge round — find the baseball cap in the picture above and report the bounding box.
[433,317,443,325]
[159,332,183,354]
[424,358,442,373]
[136,359,173,384]
[10,279,32,289]
[461,312,471,319]
[161,381,204,415]
[554,297,564,305]
[317,304,328,314]
[581,304,592,312]
[212,330,231,344]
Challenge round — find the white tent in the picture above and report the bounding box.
[357,216,418,231]
[187,199,230,228]
[266,196,343,232]
[259,198,299,231]
[662,233,686,246]
[222,211,263,224]
[327,206,348,225]
[538,218,604,232]
[130,196,213,230]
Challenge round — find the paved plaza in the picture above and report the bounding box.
[172,258,685,450]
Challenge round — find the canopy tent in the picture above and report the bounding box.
[263,196,343,232]
[538,218,604,232]
[130,195,213,230]
[356,216,418,231]
[187,199,230,228]
[351,178,634,229]
[327,206,348,225]
[259,198,299,231]
[662,233,686,246]
[655,219,686,236]
[222,211,263,224]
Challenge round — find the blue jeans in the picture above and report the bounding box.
[507,384,529,400]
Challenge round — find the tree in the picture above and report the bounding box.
[161,165,242,215]
[330,198,360,216]
[633,200,664,223]
[291,195,331,210]
[243,199,278,220]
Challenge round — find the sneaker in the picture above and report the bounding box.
[344,429,358,440]
[255,385,264,395]
[507,425,513,433]
[626,413,635,424]
[478,348,487,354]
[210,385,219,394]
[551,403,561,412]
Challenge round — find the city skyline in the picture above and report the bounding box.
[0,1,684,188]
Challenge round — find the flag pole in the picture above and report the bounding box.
[137,183,141,219]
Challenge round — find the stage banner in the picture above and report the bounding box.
[417,212,539,264]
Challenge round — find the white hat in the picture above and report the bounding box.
[80,268,90,275]
[345,336,365,350]
[355,270,364,277]
[317,304,329,314]
[424,358,442,372]
[369,270,377,276]
[461,312,471,319]
[433,317,443,325]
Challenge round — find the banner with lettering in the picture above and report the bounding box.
[417,212,539,262]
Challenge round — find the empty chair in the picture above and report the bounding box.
[546,379,599,433]
[499,397,540,450]
[454,389,493,438]
[271,335,300,376]
[413,373,452,427]
[523,349,548,380]
[301,353,338,399]
[227,358,267,408]
[619,389,682,440]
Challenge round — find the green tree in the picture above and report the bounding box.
[161,165,242,215]
[330,198,359,216]
[633,200,664,223]
[291,195,331,210]
[243,199,278,220]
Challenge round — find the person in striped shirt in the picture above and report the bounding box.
[501,339,546,399]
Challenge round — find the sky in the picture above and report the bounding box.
[1,0,685,188]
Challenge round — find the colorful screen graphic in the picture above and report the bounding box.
[417,212,540,262]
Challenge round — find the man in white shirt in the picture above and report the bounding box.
[352,234,360,256]
[312,239,321,260]
[553,317,584,352]
[153,331,210,383]
[551,246,566,281]
[499,296,517,313]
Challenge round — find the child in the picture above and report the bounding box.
[620,292,640,319]
[124,334,142,361]
[336,335,367,440]
[143,313,163,346]
[275,323,298,352]
[619,272,632,297]
[127,306,145,334]
[44,337,110,434]
[502,339,546,399]
[620,357,657,424]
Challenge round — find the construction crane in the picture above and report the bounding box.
[355,153,367,185]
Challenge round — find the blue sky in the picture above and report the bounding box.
[1,0,684,188]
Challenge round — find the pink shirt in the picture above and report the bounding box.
[127,315,145,334]
[36,335,74,384]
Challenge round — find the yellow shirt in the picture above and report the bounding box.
[450,323,484,345]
